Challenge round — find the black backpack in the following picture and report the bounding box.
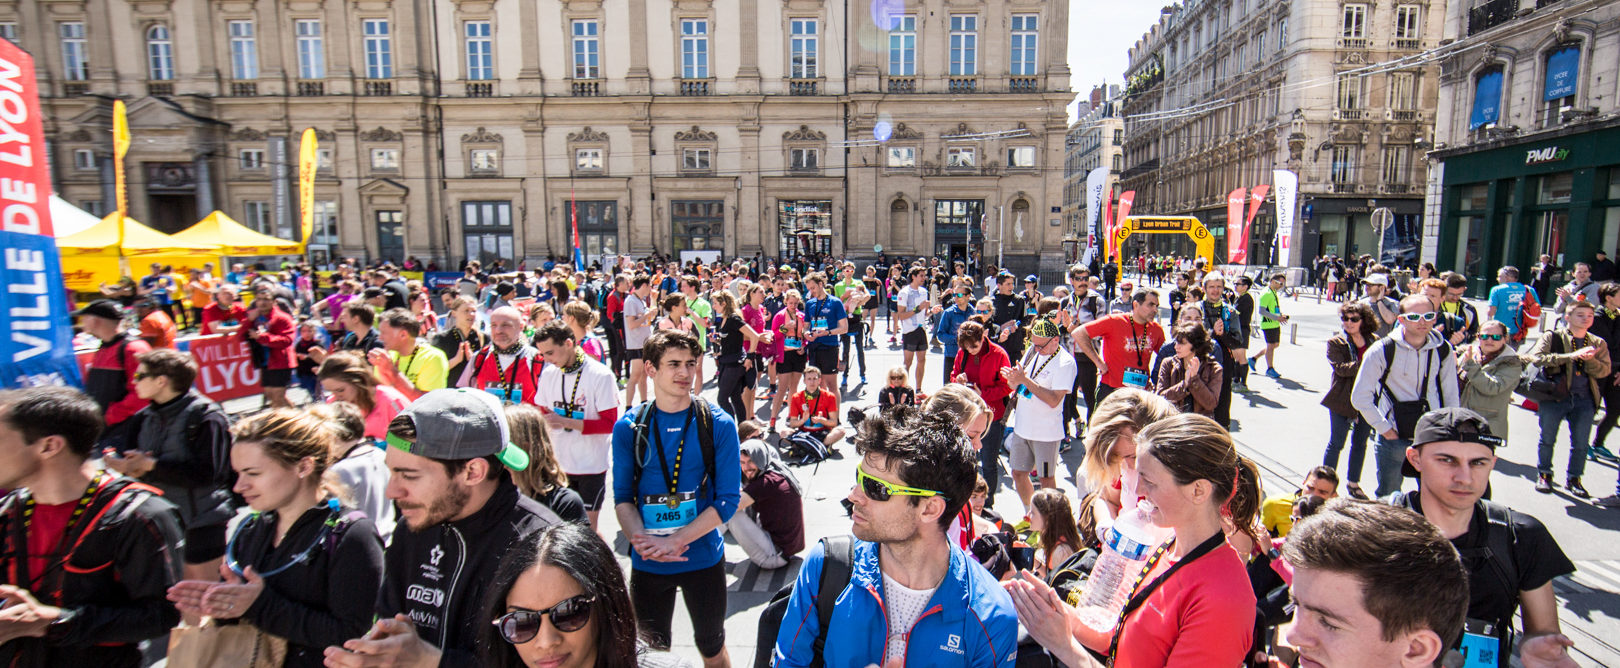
[629,397,718,506]
[754,534,855,668]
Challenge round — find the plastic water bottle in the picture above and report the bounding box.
[1074,499,1166,632]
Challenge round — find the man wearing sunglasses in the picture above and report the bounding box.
[1058,264,1104,440]
[772,410,1018,667]
[1351,295,1461,498]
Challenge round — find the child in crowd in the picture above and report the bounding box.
[294,318,325,402]
[877,366,917,412]
[1029,488,1082,580]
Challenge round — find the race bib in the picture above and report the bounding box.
[486,386,524,405]
[1017,384,1033,399]
[1456,620,1500,668]
[559,407,585,420]
[1122,367,1150,389]
[640,497,698,536]
[784,337,802,350]
[812,317,829,331]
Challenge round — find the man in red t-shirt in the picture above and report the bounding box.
[1076,288,1165,403]
[198,286,248,336]
[134,298,177,350]
[780,366,846,447]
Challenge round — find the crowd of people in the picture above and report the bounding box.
[0,248,1600,668]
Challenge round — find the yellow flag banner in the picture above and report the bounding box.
[298,128,316,250]
[112,100,130,253]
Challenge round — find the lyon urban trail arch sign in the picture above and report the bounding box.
[1112,216,1216,266]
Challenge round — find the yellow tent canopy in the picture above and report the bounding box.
[172,211,303,256]
[56,213,218,257]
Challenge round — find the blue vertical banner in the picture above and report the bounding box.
[1470,69,1503,130]
[0,40,81,388]
[1544,45,1580,101]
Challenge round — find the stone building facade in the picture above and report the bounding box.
[9,0,1072,272]
[1062,85,1123,263]
[1118,0,1442,267]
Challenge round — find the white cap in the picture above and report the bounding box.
[1362,274,1390,287]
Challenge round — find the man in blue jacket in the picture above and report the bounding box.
[773,409,1017,667]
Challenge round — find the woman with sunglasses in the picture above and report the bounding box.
[482,522,692,668]
[934,289,976,385]
[167,409,384,668]
[1321,301,1377,499]
[1458,320,1524,438]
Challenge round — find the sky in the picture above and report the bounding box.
[1067,3,1171,121]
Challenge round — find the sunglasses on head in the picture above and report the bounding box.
[492,595,595,643]
[1340,316,1361,322]
[1398,312,1439,322]
[1480,333,1505,341]
[857,464,945,502]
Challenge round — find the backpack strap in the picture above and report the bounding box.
[323,510,371,554]
[693,397,717,504]
[1478,501,1520,594]
[811,535,856,661]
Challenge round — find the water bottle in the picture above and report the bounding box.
[1074,499,1166,632]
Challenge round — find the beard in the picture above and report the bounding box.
[403,482,471,531]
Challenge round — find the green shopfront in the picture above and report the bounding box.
[1437,123,1620,297]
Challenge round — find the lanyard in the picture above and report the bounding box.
[1022,347,1059,384]
[398,346,422,382]
[652,409,697,505]
[561,351,586,409]
[1126,317,1148,368]
[1105,531,1227,663]
[21,472,109,591]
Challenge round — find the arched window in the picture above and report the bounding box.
[890,199,911,248]
[147,25,174,81]
[1468,67,1503,131]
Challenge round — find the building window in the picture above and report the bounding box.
[672,200,724,252]
[1006,146,1035,168]
[469,149,499,174]
[1389,72,1416,110]
[573,201,619,259]
[1469,68,1503,130]
[376,210,404,262]
[244,200,271,234]
[315,147,334,171]
[1340,4,1366,39]
[946,146,975,168]
[462,200,513,266]
[572,20,599,79]
[1543,44,1580,104]
[0,23,16,42]
[888,15,915,76]
[779,200,832,258]
[60,23,89,81]
[72,149,96,171]
[82,200,104,217]
[1330,146,1357,184]
[229,21,258,80]
[370,148,399,171]
[789,18,818,79]
[295,19,324,79]
[887,146,916,167]
[1010,14,1037,76]
[1113,129,1123,145]
[146,25,174,81]
[363,19,392,79]
[1394,6,1421,42]
[465,21,493,80]
[1336,74,1362,109]
[681,19,709,79]
[682,147,712,172]
[239,149,265,170]
[950,15,978,76]
[576,148,603,171]
[1112,154,1123,171]
[1255,29,1266,61]
[1276,17,1287,51]
[1382,146,1410,184]
[312,200,339,245]
[789,147,819,171]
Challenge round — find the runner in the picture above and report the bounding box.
[531,320,622,529]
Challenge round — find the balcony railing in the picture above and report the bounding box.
[1392,38,1422,50]
[296,80,324,96]
[467,81,494,98]
[147,81,173,96]
[63,82,89,96]
[1336,37,1369,49]
[1391,110,1419,121]
[1334,108,1367,120]
[1009,76,1038,93]
[948,77,977,93]
[788,79,818,95]
[364,80,392,96]
[679,79,712,96]
[1383,184,1413,194]
[1468,0,1517,36]
[230,81,257,96]
[885,77,915,93]
[570,80,599,96]
[1537,0,1566,7]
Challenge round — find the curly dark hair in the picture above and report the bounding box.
[1172,322,1214,360]
[1339,301,1377,339]
[853,406,977,530]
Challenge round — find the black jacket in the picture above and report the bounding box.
[232,504,385,668]
[377,477,561,666]
[0,476,184,668]
[127,390,236,528]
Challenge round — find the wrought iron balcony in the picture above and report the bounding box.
[147,82,173,96]
[1468,0,1517,36]
[63,82,89,96]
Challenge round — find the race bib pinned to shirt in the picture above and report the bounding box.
[640,495,698,536]
[1455,619,1502,668]
[1122,367,1150,389]
[812,317,829,331]
[784,337,802,350]
[486,386,524,405]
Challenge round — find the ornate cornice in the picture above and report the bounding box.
[460,127,503,144]
[229,127,265,142]
[783,125,825,142]
[359,127,402,142]
[674,125,717,142]
[890,123,923,140]
[567,127,610,143]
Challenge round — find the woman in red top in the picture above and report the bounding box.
[1007,412,1262,667]
[950,319,1013,508]
[242,289,297,408]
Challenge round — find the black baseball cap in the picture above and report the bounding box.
[72,300,125,321]
[1402,407,1503,477]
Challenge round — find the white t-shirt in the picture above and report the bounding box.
[624,293,652,349]
[897,285,930,333]
[881,571,940,664]
[534,357,622,474]
[1013,347,1078,442]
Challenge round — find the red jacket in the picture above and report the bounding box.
[85,335,153,426]
[241,307,296,370]
[457,345,541,405]
[952,341,1013,422]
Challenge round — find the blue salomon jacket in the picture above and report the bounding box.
[773,537,1018,668]
[935,305,973,348]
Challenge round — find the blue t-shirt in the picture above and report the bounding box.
[803,296,848,348]
[611,401,741,574]
[1488,282,1533,335]
[140,275,173,305]
[659,276,680,295]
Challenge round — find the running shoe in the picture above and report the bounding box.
[1590,445,1617,462]
[1568,477,1591,499]
[1247,357,1257,371]
[1265,368,1282,379]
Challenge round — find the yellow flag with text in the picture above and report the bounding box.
[298,128,316,250]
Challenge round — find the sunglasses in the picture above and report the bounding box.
[857,464,945,502]
[492,595,596,643]
[132,371,153,380]
[1340,316,1361,323]
[1398,312,1439,322]
[1480,333,1505,341]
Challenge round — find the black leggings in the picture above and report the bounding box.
[717,361,749,420]
[1594,383,1620,449]
[842,317,866,376]
[1065,355,1099,433]
[630,562,728,657]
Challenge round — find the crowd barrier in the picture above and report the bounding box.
[74,334,263,403]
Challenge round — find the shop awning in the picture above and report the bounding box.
[171,210,302,256]
[56,213,218,257]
